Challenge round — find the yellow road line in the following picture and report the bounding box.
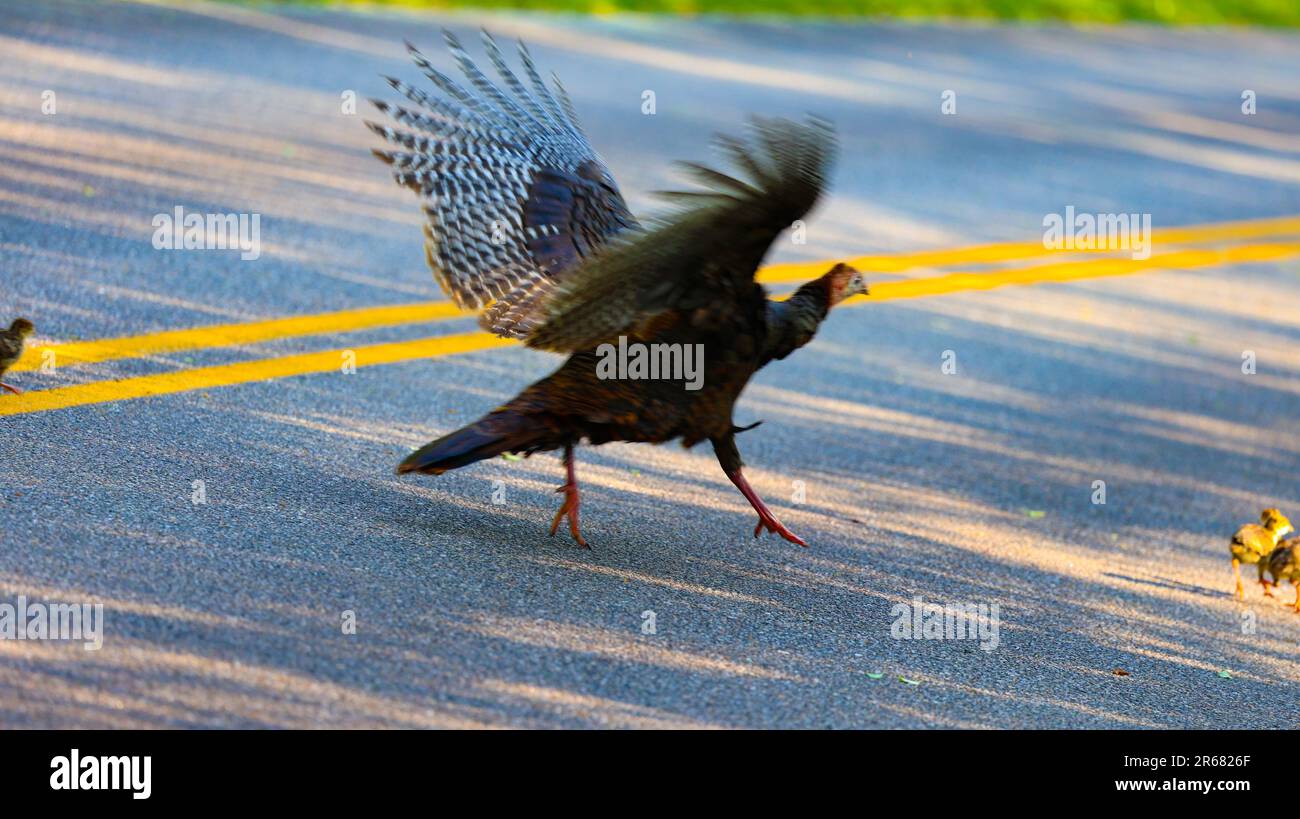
[10,301,466,373]
[0,332,515,417]
[16,213,1300,374]
[853,241,1300,303]
[4,239,1298,418]
[758,214,1300,283]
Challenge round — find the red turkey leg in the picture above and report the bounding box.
[0,382,21,395]
[725,468,807,547]
[549,445,589,548]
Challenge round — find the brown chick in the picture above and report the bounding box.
[1265,538,1300,613]
[1230,508,1293,600]
[0,318,34,395]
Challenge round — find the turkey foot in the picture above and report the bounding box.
[549,445,589,548]
[725,468,807,548]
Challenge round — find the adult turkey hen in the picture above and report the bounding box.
[370,31,867,547]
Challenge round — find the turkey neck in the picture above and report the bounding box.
[760,275,834,366]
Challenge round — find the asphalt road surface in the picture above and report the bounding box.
[2,0,1299,728]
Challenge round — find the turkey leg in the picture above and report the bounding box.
[549,444,589,548]
[725,469,808,548]
[712,432,807,547]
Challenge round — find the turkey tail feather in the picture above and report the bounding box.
[398,412,545,475]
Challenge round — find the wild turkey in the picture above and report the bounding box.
[370,31,867,547]
[1229,508,1293,599]
[0,318,34,395]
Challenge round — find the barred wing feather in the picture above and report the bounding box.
[369,30,638,338]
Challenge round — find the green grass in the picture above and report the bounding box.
[286,0,1300,26]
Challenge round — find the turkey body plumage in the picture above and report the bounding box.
[370,31,867,547]
[403,278,770,468]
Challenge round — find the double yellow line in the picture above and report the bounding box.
[4,215,1299,418]
[8,301,466,374]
